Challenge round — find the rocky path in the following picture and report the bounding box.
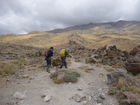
[0,59,119,105]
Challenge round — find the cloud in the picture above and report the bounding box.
[0,0,140,34]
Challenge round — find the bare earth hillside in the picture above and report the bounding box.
[0,21,140,105]
[0,21,140,51]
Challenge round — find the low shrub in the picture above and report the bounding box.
[50,69,80,84]
[0,62,18,76]
[63,72,80,83]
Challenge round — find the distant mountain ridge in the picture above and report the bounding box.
[49,20,140,33]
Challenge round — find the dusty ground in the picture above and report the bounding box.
[0,59,119,105]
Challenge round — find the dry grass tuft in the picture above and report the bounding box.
[0,62,18,76]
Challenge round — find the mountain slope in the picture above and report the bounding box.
[49,20,140,33]
[0,20,140,51]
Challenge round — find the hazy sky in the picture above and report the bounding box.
[0,0,139,34]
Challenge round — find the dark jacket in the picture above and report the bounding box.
[45,49,53,60]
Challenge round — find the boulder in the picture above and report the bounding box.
[107,72,125,84]
[125,63,140,75]
[13,91,26,100]
[119,92,140,105]
[130,45,140,56]
[85,57,96,64]
[72,94,89,103]
[87,45,129,66]
[125,55,140,75]
[44,95,52,102]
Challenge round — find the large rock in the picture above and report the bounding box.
[86,45,129,66]
[119,92,140,105]
[85,57,97,64]
[44,95,52,102]
[107,72,125,84]
[13,91,26,100]
[71,94,91,103]
[125,55,140,75]
[130,45,140,55]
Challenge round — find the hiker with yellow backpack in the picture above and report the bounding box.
[59,48,69,68]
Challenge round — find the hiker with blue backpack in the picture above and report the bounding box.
[44,47,54,73]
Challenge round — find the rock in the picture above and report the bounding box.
[41,95,46,98]
[130,45,140,55]
[87,45,129,66]
[96,98,103,104]
[13,91,26,100]
[44,95,52,102]
[96,93,106,104]
[77,88,83,91]
[85,57,97,64]
[22,74,29,78]
[72,94,88,103]
[119,92,140,105]
[72,94,81,102]
[96,103,103,105]
[126,63,140,75]
[99,93,105,100]
[125,55,140,75]
[107,72,125,84]
[82,101,88,104]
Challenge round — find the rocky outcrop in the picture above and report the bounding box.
[130,45,140,56]
[86,45,129,66]
[107,71,140,105]
[125,45,140,75]
[107,72,125,84]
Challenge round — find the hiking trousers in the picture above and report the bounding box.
[45,57,51,72]
[60,56,67,68]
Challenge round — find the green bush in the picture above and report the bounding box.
[64,73,78,83]
[50,70,80,84]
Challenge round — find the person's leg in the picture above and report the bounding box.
[64,57,67,68]
[60,57,63,68]
[46,58,51,73]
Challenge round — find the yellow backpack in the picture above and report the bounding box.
[60,49,66,57]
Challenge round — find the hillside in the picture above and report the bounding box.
[0,21,140,51]
[0,21,140,105]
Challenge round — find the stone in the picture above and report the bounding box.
[130,45,140,55]
[96,98,103,104]
[72,94,88,103]
[107,72,125,84]
[44,95,52,102]
[22,74,29,78]
[85,57,96,64]
[13,91,26,100]
[72,94,81,102]
[125,55,140,75]
[96,103,103,105]
[99,93,105,100]
[77,88,83,91]
[87,45,129,66]
[119,92,140,105]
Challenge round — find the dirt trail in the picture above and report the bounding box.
[0,59,119,105]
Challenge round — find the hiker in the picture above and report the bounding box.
[44,47,54,73]
[59,48,69,68]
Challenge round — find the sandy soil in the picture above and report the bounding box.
[0,59,119,105]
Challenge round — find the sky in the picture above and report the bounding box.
[0,0,140,34]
